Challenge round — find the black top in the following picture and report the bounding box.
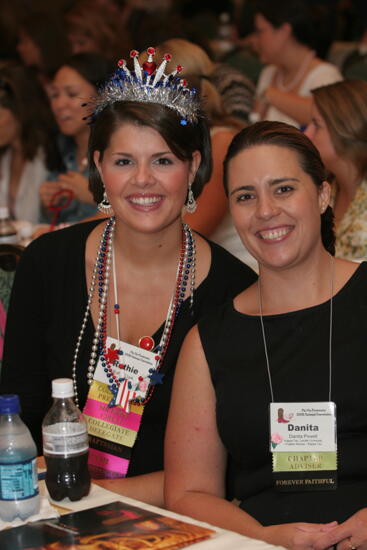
[199,262,367,524]
[0,219,257,476]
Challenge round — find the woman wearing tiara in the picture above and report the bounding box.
[0,47,256,506]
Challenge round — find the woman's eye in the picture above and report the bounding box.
[115,158,131,166]
[236,192,254,202]
[275,185,293,194]
[155,157,172,166]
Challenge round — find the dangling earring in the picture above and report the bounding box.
[98,190,113,215]
[185,183,197,214]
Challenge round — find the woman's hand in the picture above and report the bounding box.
[263,521,338,550]
[39,180,61,208]
[313,509,367,550]
[58,171,94,204]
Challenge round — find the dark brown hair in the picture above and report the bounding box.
[88,101,212,203]
[0,63,62,170]
[223,120,335,255]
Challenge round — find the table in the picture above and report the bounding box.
[37,474,283,549]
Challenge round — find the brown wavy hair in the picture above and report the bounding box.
[311,79,367,182]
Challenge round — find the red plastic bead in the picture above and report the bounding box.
[147,47,155,55]
[176,65,183,73]
[117,59,125,67]
[164,53,172,61]
[130,50,139,58]
[138,336,155,351]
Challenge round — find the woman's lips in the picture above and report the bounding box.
[126,194,164,211]
[257,226,293,242]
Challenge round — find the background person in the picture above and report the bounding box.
[165,121,367,549]
[39,53,112,226]
[250,0,342,127]
[305,79,367,260]
[0,63,62,224]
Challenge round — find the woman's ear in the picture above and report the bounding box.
[93,150,102,177]
[319,180,331,213]
[189,150,201,183]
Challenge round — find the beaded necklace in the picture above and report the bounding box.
[72,217,195,408]
[275,50,315,92]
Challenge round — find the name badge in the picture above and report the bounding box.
[83,336,157,479]
[269,402,337,491]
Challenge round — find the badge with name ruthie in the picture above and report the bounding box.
[269,402,337,492]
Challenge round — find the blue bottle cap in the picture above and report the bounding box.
[0,394,20,414]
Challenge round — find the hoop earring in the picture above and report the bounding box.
[98,190,114,215]
[185,183,197,214]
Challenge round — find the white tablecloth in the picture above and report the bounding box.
[41,481,285,550]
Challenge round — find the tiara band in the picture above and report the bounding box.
[87,47,201,125]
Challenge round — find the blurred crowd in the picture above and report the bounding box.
[0,0,366,261]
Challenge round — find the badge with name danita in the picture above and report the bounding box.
[269,402,337,491]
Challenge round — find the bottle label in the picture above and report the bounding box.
[0,458,39,501]
[43,422,89,455]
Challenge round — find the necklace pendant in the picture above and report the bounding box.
[138,335,155,351]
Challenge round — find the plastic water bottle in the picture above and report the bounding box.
[0,207,18,245]
[42,378,91,502]
[0,394,40,522]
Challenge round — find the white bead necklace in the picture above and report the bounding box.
[71,217,196,407]
[275,50,315,92]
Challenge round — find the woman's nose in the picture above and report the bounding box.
[256,193,280,220]
[133,162,155,187]
[52,94,67,112]
[304,123,314,141]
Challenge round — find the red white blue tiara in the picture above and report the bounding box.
[90,47,201,125]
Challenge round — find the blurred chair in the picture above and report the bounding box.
[0,243,24,371]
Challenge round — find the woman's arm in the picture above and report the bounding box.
[94,471,164,507]
[165,326,263,536]
[183,129,233,238]
[165,326,338,549]
[262,87,313,126]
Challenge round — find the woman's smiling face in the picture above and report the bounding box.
[227,144,330,270]
[94,122,200,234]
[49,66,96,138]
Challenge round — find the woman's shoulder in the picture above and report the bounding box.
[205,238,257,291]
[302,60,343,91]
[256,64,276,92]
[25,218,105,259]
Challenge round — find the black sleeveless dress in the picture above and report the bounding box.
[198,262,367,524]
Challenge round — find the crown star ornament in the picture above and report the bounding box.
[90,47,200,124]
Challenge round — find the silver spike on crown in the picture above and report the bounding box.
[91,47,201,124]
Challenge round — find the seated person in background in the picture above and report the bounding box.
[64,0,131,62]
[250,0,342,127]
[342,25,367,81]
[16,11,71,92]
[165,121,367,550]
[39,53,112,226]
[0,63,62,224]
[305,79,367,260]
[0,48,257,507]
